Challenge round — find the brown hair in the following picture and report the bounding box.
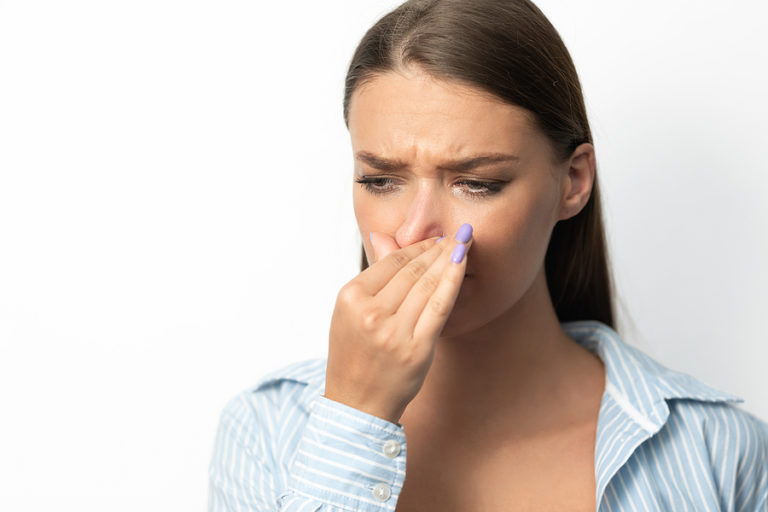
[343,0,615,328]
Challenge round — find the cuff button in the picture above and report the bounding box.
[372,482,392,501]
[382,439,401,458]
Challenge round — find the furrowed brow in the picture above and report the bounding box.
[355,151,408,171]
[355,151,518,172]
[436,153,519,172]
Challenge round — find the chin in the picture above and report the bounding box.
[439,277,526,339]
[439,314,485,340]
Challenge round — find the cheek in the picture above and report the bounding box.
[353,191,374,261]
[442,196,554,334]
[353,190,380,232]
[354,192,397,234]
[468,187,557,303]
[480,193,554,266]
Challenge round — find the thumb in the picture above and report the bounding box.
[369,231,401,263]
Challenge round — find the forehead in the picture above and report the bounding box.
[348,68,543,160]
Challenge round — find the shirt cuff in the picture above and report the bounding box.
[283,394,407,511]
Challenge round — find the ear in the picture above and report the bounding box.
[557,142,596,221]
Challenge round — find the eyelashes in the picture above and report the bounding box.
[354,176,505,198]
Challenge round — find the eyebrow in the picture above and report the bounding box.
[355,151,519,172]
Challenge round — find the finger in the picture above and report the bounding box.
[373,239,447,315]
[368,232,377,263]
[369,231,400,263]
[385,223,472,320]
[401,235,473,343]
[357,236,440,295]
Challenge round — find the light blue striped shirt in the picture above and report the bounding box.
[208,320,768,511]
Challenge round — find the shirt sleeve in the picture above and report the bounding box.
[279,395,407,511]
[208,392,282,511]
[208,391,407,512]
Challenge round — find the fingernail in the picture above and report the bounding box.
[455,223,473,243]
[436,236,446,243]
[451,244,467,264]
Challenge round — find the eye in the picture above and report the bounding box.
[355,176,398,195]
[455,179,504,197]
[354,176,506,197]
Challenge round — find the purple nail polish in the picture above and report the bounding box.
[455,223,473,243]
[451,244,466,264]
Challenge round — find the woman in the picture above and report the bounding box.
[209,0,768,510]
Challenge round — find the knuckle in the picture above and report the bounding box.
[417,273,439,295]
[337,283,360,305]
[389,251,410,271]
[404,259,428,281]
[396,345,418,367]
[360,306,383,332]
[374,323,398,349]
[428,295,451,317]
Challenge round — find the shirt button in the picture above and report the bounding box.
[382,439,401,458]
[372,483,391,501]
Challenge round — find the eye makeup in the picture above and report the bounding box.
[354,176,506,198]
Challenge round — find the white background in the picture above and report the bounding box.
[1,0,766,510]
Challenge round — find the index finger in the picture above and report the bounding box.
[356,236,440,295]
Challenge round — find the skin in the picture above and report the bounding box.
[342,63,606,445]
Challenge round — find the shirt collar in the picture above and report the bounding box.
[255,320,744,507]
[563,319,743,433]
[258,320,744,412]
[563,320,743,506]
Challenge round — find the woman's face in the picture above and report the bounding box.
[348,66,591,337]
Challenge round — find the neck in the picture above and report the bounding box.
[401,265,603,437]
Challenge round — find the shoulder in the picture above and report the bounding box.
[215,357,328,439]
[249,356,328,397]
[670,398,768,469]
[673,396,768,438]
[663,399,768,509]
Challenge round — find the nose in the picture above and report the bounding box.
[394,182,446,248]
